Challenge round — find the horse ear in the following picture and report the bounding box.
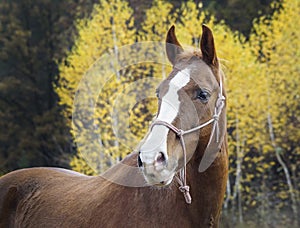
[166,25,183,65]
[200,25,218,67]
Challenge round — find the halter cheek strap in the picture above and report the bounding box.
[150,78,225,204]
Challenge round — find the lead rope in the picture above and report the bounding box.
[150,75,225,205]
[151,121,192,204]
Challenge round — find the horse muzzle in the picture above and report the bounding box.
[138,152,177,186]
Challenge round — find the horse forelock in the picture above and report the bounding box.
[176,49,202,62]
[175,49,223,85]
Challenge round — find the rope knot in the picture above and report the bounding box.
[179,185,190,193]
[216,95,225,109]
[213,114,219,122]
[179,185,192,204]
[177,129,184,136]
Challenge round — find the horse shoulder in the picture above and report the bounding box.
[0,168,94,227]
[0,177,18,227]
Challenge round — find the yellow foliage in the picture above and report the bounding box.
[56,1,300,213]
[58,0,138,173]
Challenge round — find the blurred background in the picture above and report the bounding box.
[0,0,299,227]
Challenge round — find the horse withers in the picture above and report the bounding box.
[0,25,228,228]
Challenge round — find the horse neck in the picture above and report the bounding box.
[185,134,228,226]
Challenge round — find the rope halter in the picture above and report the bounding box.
[150,76,225,204]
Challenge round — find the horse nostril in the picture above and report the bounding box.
[137,153,143,167]
[155,152,166,165]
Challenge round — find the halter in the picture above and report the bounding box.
[150,75,225,204]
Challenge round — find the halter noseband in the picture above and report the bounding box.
[150,77,225,204]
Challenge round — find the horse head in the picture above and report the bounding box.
[138,25,226,197]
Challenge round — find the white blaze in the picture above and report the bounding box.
[140,68,191,164]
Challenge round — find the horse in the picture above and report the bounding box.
[0,25,228,228]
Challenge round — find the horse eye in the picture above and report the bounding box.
[197,89,210,102]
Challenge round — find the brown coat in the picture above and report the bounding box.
[0,145,227,227]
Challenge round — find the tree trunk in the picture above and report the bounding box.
[232,115,244,224]
[267,113,298,227]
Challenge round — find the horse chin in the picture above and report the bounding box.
[155,176,174,187]
[144,172,175,187]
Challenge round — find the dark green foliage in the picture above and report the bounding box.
[202,0,280,36]
[0,0,98,173]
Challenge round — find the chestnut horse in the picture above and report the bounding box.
[0,25,228,228]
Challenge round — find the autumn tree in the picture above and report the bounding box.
[250,0,300,226]
[58,0,143,174]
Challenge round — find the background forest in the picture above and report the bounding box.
[0,0,299,227]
